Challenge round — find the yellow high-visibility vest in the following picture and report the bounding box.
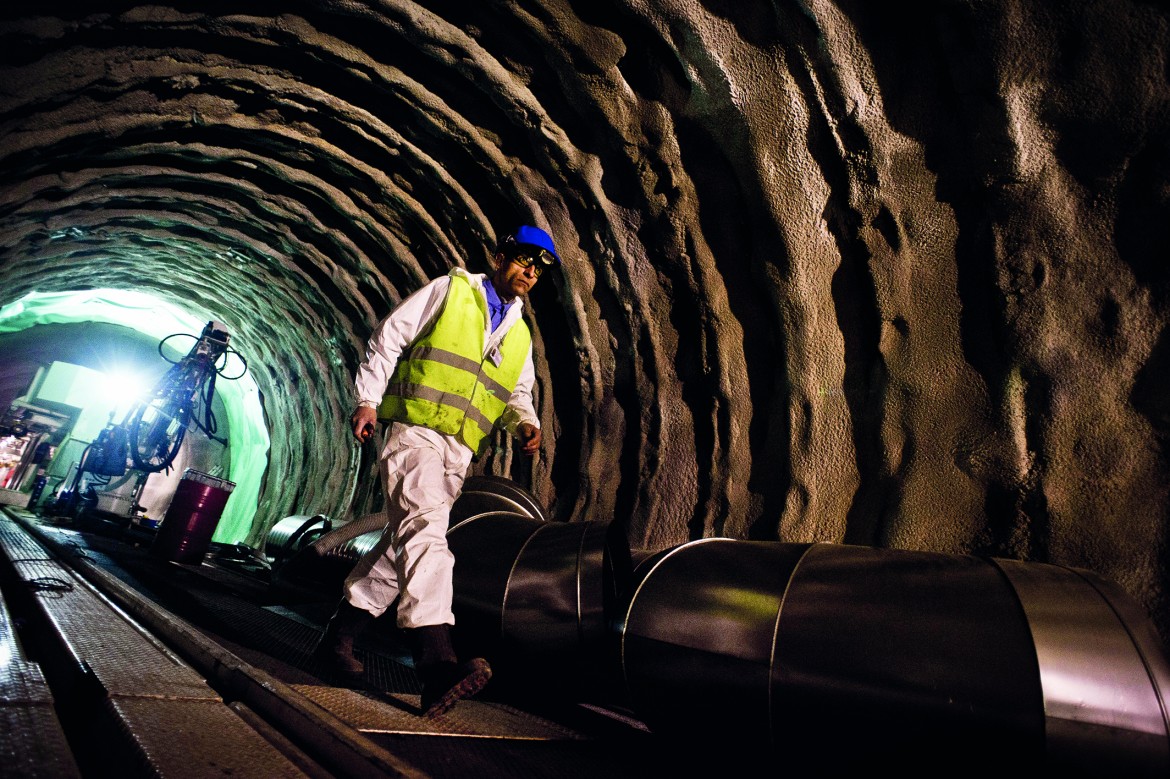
[378,272,531,454]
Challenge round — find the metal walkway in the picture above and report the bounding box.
[0,506,714,779]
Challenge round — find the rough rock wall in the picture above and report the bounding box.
[1,1,1168,637]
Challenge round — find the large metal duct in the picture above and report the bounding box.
[448,512,632,702]
[620,539,1170,774]
[448,475,551,524]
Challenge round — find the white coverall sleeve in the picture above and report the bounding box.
[498,343,540,434]
[353,277,451,408]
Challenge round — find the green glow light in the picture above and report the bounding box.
[0,289,269,544]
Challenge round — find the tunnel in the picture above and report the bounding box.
[2,1,1170,773]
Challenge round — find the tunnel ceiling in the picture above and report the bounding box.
[3,2,1170,636]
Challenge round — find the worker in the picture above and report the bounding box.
[315,225,558,716]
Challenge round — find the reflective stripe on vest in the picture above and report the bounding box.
[378,273,531,454]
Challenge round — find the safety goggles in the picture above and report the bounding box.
[511,250,555,276]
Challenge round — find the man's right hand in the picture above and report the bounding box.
[351,406,377,442]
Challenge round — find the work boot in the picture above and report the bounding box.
[419,657,492,717]
[314,598,374,679]
[408,624,492,717]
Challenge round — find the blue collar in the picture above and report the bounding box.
[482,277,508,331]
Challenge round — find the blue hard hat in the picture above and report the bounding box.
[510,225,560,264]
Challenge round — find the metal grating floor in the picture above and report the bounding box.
[0,506,752,778]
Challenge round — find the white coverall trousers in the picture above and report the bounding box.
[342,422,473,628]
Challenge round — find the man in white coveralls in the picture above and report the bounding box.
[315,225,558,716]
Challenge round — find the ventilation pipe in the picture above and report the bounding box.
[620,539,1170,773]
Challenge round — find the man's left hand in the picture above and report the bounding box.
[516,422,542,455]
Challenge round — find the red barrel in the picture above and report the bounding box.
[152,469,235,564]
